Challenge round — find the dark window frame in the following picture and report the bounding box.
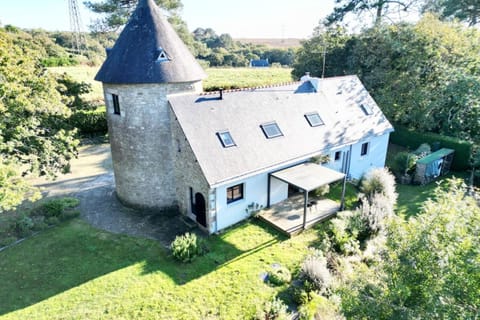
[304,112,325,127]
[217,130,236,148]
[112,94,120,115]
[334,151,341,161]
[227,183,244,204]
[260,122,283,139]
[361,142,369,156]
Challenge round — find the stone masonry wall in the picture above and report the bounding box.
[103,81,201,211]
[170,110,211,231]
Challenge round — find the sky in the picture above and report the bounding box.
[0,0,335,39]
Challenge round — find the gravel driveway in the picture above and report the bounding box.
[34,144,194,247]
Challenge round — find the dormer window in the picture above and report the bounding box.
[305,112,324,127]
[360,103,373,115]
[261,122,283,139]
[156,48,170,62]
[217,131,235,148]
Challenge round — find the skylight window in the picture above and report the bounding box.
[261,122,283,139]
[305,112,324,127]
[360,103,373,115]
[217,131,236,148]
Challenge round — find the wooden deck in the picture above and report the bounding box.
[258,194,340,236]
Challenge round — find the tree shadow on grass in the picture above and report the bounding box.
[0,218,287,315]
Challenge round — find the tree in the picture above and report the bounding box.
[423,0,480,26]
[325,0,419,26]
[341,179,480,318]
[0,27,78,210]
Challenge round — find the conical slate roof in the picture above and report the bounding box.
[95,0,206,84]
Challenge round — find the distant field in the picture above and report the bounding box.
[235,38,303,48]
[49,66,294,101]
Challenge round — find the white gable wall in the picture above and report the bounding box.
[211,132,391,233]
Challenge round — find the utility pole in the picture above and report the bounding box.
[68,0,86,54]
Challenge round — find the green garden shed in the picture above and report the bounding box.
[414,148,454,185]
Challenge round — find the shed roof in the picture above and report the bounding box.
[271,163,345,191]
[169,75,394,187]
[95,0,206,84]
[416,148,454,165]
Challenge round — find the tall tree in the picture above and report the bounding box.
[0,27,78,210]
[423,0,480,26]
[325,0,419,26]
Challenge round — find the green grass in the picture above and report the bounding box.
[325,181,359,210]
[0,219,317,319]
[48,66,294,102]
[204,67,293,91]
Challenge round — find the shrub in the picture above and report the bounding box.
[69,108,107,135]
[413,143,431,157]
[360,168,397,205]
[300,251,332,295]
[390,126,473,170]
[16,215,34,237]
[313,184,330,198]
[255,297,289,320]
[170,232,206,263]
[268,266,292,286]
[37,197,80,217]
[298,294,345,320]
[391,151,417,176]
[360,193,394,234]
[330,210,365,254]
[0,236,17,248]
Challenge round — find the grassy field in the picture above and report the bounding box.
[49,66,294,102]
[0,219,317,319]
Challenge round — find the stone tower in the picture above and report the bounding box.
[95,0,206,211]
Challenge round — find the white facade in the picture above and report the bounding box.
[210,133,391,233]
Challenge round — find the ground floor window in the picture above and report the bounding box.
[227,183,244,204]
[361,142,369,156]
[334,151,341,161]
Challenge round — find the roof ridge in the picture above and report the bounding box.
[199,81,301,96]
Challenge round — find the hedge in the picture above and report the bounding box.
[69,108,107,135]
[390,126,473,171]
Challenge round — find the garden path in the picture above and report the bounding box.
[32,143,193,247]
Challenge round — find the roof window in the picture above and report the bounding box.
[305,112,324,127]
[360,103,373,115]
[261,122,283,139]
[156,48,170,62]
[217,131,236,148]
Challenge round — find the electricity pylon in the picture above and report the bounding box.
[68,0,86,54]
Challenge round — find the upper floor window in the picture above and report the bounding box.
[217,131,236,148]
[361,142,369,156]
[112,94,120,115]
[261,122,283,139]
[305,112,325,127]
[227,183,244,204]
[334,151,342,161]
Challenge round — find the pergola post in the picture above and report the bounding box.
[267,173,271,208]
[303,189,308,229]
[340,175,347,210]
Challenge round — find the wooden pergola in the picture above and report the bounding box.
[267,163,346,230]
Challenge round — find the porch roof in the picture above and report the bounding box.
[271,163,345,192]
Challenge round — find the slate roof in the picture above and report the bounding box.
[169,75,394,187]
[250,59,269,67]
[95,0,206,84]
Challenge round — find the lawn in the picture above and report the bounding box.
[48,66,294,103]
[0,219,316,319]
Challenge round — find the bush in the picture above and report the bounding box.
[0,236,17,248]
[38,197,80,218]
[255,297,289,320]
[170,232,206,263]
[390,126,473,170]
[330,211,365,254]
[359,193,393,234]
[15,215,34,237]
[298,294,344,320]
[268,266,292,286]
[69,108,107,135]
[300,252,332,295]
[391,151,417,176]
[360,168,397,205]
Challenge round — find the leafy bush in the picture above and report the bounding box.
[390,126,472,170]
[16,215,34,237]
[69,108,107,135]
[255,297,289,320]
[413,143,431,157]
[300,251,332,295]
[170,232,206,263]
[359,193,393,234]
[360,168,397,205]
[391,151,417,176]
[0,236,17,247]
[298,294,344,320]
[37,197,80,218]
[267,266,292,286]
[330,211,365,254]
